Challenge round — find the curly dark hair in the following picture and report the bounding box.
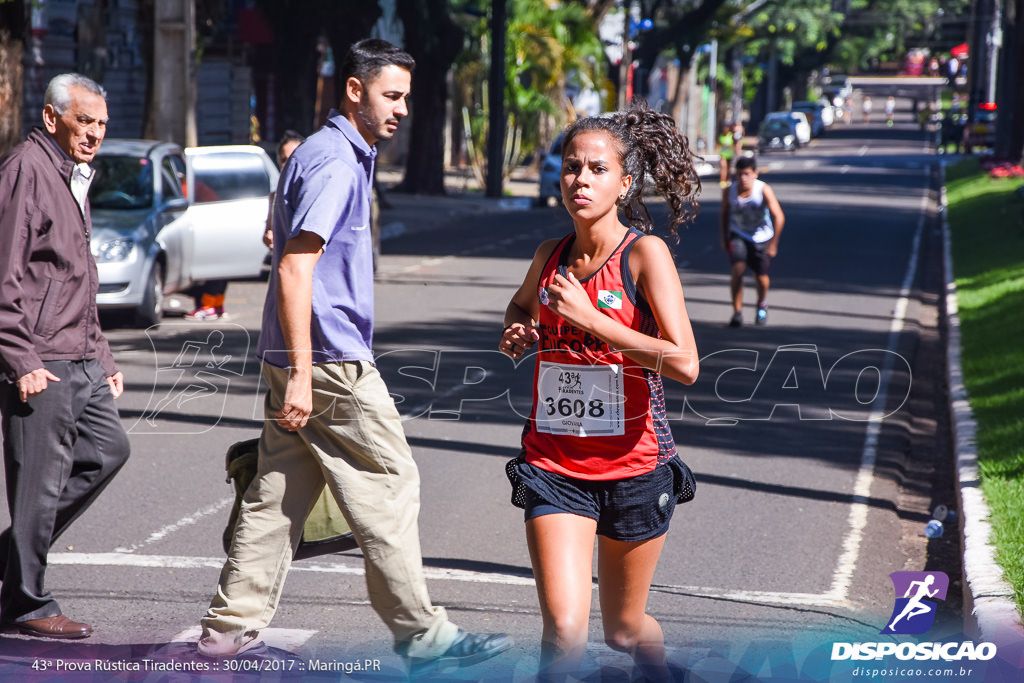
[562,102,701,241]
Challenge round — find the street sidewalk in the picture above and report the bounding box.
[376,165,537,242]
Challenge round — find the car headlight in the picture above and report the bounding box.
[784,135,794,144]
[93,238,135,262]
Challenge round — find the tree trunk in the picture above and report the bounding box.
[251,1,381,141]
[1000,0,1024,162]
[1014,0,1024,163]
[0,1,26,155]
[395,0,464,194]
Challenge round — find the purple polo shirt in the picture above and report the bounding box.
[257,112,377,368]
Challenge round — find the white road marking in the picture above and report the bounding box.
[858,145,869,156]
[113,497,234,553]
[171,625,317,651]
[828,193,927,602]
[49,552,849,608]
[50,552,537,586]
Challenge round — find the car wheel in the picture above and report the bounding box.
[135,261,164,327]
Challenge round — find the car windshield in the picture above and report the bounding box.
[191,153,271,203]
[761,122,791,136]
[89,156,154,209]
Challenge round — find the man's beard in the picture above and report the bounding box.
[357,101,398,141]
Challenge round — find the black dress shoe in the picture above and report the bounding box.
[16,615,93,639]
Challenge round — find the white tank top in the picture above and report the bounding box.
[728,179,774,244]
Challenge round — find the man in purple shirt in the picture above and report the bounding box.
[198,39,511,675]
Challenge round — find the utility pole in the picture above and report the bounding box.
[618,1,632,110]
[144,0,196,146]
[705,38,717,156]
[985,0,1002,103]
[731,47,743,124]
[485,0,506,198]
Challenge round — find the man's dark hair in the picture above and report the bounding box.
[340,39,415,84]
[735,156,757,172]
[276,130,305,158]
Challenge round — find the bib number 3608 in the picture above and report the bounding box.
[536,362,625,437]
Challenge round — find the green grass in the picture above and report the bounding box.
[945,158,1024,614]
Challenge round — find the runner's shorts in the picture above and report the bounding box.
[507,456,692,542]
[729,236,771,276]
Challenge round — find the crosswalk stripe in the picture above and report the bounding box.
[171,625,317,651]
[48,552,850,608]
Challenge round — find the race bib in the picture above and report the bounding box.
[535,361,625,437]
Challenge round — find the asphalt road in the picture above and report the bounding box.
[0,105,963,681]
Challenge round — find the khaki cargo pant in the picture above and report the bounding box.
[199,361,458,658]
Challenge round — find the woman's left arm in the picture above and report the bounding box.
[545,236,699,385]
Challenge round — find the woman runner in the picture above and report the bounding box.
[500,102,701,681]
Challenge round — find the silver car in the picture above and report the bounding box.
[89,141,278,325]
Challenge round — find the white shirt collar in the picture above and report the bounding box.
[70,163,94,215]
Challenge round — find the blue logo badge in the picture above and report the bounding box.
[881,571,949,635]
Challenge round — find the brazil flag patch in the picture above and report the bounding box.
[597,290,623,309]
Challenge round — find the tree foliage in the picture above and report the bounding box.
[830,0,970,72]
[455,0,605,176]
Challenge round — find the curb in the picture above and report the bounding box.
[939,163,1024,655]
[379,194,534,243]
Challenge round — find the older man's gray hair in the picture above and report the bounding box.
[44,73,107,115]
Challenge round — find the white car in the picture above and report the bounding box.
[764,111,811,145]
[183,146,280,282]
[90,141,278,325]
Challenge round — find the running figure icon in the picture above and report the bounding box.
[881,571,949,635]
[888,575,939,631]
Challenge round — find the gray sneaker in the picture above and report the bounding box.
[404,629,513,677]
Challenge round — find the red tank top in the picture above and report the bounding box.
[521,229,677,480]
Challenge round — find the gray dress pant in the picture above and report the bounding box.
[0,359,130,623]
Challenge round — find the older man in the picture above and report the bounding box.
[0,73,130,639]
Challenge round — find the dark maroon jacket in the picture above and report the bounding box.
[0,127,117,383]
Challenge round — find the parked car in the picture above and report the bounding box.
[764,111,811,145]
[89,141,279,326]
[793,99,834,130]
[183,145,279,281]
[537,133,564,206]
[791,102,827,137]
[757,119,799,153]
